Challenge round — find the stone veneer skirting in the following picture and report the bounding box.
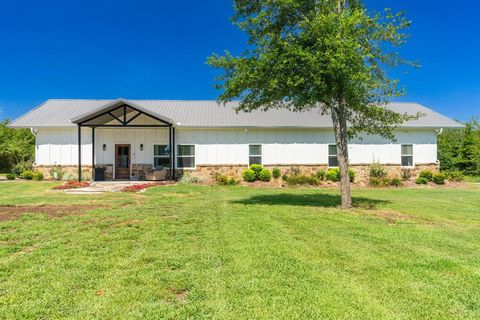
[193,163,439,183]
[35,163,439,183]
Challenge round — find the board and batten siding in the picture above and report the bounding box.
[34,127,438,167]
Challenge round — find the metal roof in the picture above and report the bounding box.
[9,98,464,129]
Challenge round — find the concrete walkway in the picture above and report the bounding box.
[64,181,161,194]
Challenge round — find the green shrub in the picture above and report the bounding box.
[390,177,403,187]
[6,173,16,180]
[369,162,388,178]
[306,175,320,185]
[432,173,446,185]
[419,170,433,181]
[49,165,64,181]
[401,169,412,181]
[250,164,263,179]
[32,171,44,181]
[285,174,308,186]
[348,169,356,183]
[242,169,257,182]
[12,161,33,177]
[214,173,239,186]
[316,169,326,181]
[415,177,429,185]
[324,168,354,182]
[258,169,272,182]
[445,170,464,182]
[272,168,281,179]
[21,170,34,180]
[326,168,340,182]
[369,177,390,187]
[179,172,202,184]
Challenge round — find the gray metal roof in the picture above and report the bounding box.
[9,98,464,129]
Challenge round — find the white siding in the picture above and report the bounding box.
[35,127,438,167]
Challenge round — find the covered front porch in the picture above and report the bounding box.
[72,99,177,182]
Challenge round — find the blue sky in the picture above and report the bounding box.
[1,0,479,122]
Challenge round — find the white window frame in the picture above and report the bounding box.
[328,144,339,168]
[401,144,414,168]
[177,145,196,169]
[153,144,171,168]
[249,145,262,166]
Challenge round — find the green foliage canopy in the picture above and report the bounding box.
[0,119,35,172]
[438,118,480,175]
[208,0,418,140]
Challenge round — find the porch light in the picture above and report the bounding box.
[140,144,144,151]
[102,144,106,151]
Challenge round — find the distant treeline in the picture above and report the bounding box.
[438,118,480,176]
[0,119,35,173]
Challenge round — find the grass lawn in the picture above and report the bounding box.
[0,182,479,319]
[465,175,480,183]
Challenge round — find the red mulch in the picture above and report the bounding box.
[52,181,91,190]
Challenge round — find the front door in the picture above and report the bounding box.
[115,144,131,180]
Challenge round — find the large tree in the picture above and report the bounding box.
[208,0,418,208]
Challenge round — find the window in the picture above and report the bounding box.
[154,145,171,168]
[177,145,195,168]
[401,144,413,167]
[249,145,262,166]
[328,144,338,167]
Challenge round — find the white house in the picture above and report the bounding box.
[9,98,463,181]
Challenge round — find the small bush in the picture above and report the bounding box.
[21,170,34,180]
[242,169,257,182]
[415,177,429,185]
[401,169,412,181]
[432,173,446,185]
[390,177,403,187]
[285,174,308,186]
[326,168,340,182]
[272,168,281,179]
[49,165,64,181]
[215,173,239,186]
[445,170,464,182]
[6,173,16,180]
[316,169,326,181]
[258,169,272,182]
[369,177,390,187]
[12,161,33,177]
[179,172,202,184]
[369,162,388,178]
[250,164,263,179]
[348,169,356,183]
[306,175,320,185]
[418,170,433,181]
[32,171,44,181]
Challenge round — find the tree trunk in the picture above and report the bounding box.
[331,104,352,209]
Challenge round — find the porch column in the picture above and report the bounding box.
[78,125,82,182]
[169,125,173,180]
[172,127,176,180]
[91,127,95,181]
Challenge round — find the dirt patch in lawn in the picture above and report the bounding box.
[167,287,189,303]
[0,204,101,221]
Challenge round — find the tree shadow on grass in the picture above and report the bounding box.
[232,193,390,209]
